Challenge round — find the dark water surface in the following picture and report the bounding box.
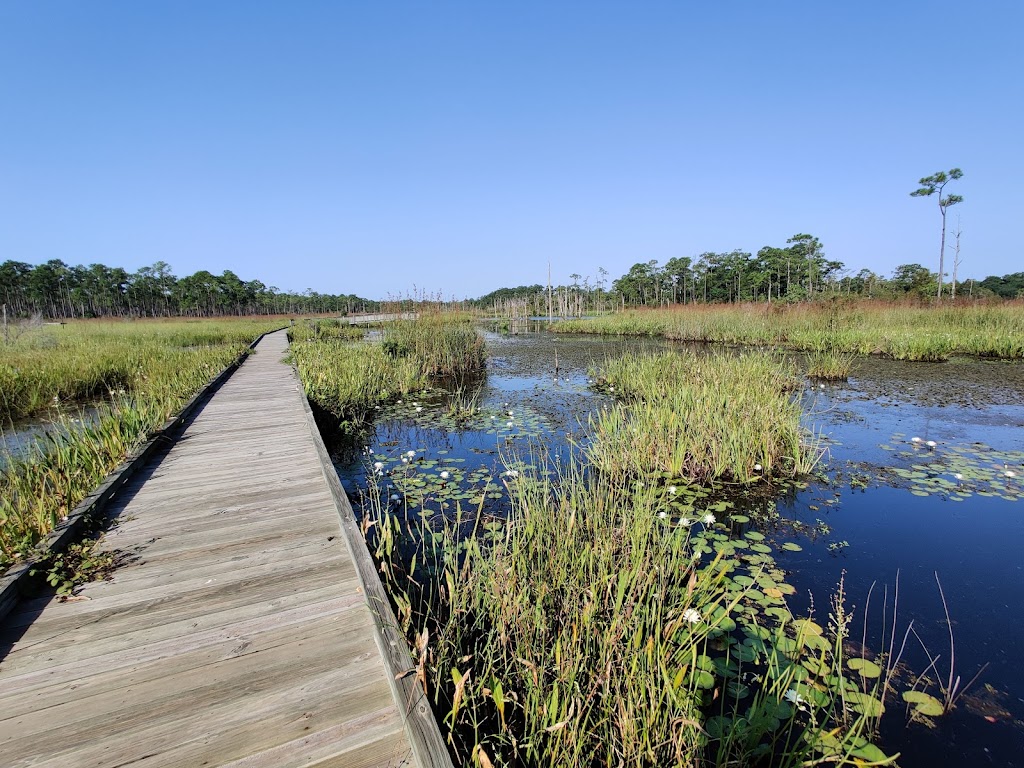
[332,329,1024,767]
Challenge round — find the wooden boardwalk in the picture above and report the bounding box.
[0,331,445,768]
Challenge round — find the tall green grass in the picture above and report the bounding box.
[286,318,366,344]
[290,341,426,427]
[1,318,282,568]
[360,459,897,767]
[552,300,1024,361]
[589,351,818,483]
[289,312,486,429]
[0,318,283,422]
[383,312,486,377]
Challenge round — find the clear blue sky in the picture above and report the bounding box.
[1,2,1021,299]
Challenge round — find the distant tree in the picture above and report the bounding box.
[911,168,963,299]
[662,256,693,303]
[892,263,937,297]
[978,272,1024,299]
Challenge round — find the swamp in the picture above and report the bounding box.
[297,313,1024,767]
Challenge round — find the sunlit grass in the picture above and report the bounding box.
[588,351,818,483]
[1,318,282,568]
[552,300,1024,361]
[360,458,897,767]
[0,318,283,422]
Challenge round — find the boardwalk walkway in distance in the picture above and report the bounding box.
[0,330,448,768]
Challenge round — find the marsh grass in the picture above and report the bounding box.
[290,311,486,431]
[1,318,281,567]
[290,340,425,428]
[0,318,282,422]
[286,318,365,343]
[552,300,1024,361]
[358,457,898,767]
[383,311,486,377]
[588,351,818,484]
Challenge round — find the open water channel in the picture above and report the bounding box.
[330,326,1024,767]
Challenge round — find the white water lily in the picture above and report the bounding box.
[702,513,715,526]
[401,456,409,464]
[953,473,964,481]
[503,469,519,479]
[373,461,384,471]
[390,494,401,501]
[508,409,514,416]
[415,406,423,412]
[658,511,668,520]
[406,450,416,458]
[926,440,937,448]
[910,436,922,443]
[668,485,677,495]
[1006,470,1017,478]
[784,689,805,706]
[679,517,693,527]
[440,471,450,480]
[681,608,702,624]
[506,421,514,427]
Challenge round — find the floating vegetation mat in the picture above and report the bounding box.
[879,434,1023,501]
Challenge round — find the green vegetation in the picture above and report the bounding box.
[286,317,366,344]
[291,328,910,765]
[0,318,281,568]
[0,258,378,318]
[551,300,1024,361]
[289,311,485,430]
[382,313,486,377]
[359,457,898,767]
[0,319,280,422]
[910,168,964,299]
[588,351,817,483]
[30,538,118,597]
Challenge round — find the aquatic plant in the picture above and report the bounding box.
[290,339,425,430]
[382,310,486,378]
[587,351,819,483]
[357,455,898,767]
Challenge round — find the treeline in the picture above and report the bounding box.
[474,234,1021,315]
[0,260,380,318]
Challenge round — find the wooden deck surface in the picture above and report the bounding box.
[0,331,427,768]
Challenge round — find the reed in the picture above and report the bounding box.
[382,311,486,377]
[289,312,486,430]
[289,340,425,427]
[588,351,818,483]
[286,318,365,343]
[358,457,896,767]
[551,300,1024,361]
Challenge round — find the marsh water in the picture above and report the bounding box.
[332,327,1024,767]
